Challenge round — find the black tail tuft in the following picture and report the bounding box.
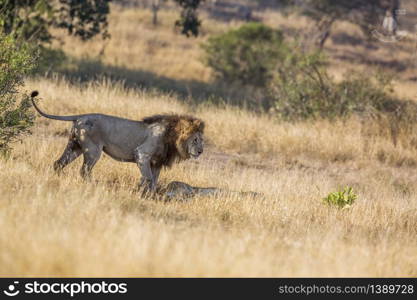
[31,90,39,98]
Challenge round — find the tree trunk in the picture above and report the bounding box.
[152,0,160,26]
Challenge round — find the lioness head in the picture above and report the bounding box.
[186,131,204,158]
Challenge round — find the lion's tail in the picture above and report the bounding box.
[31,91,80,121]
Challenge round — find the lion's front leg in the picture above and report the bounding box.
[137,165,161,191]
[134,149,156,192]
[138,160,155,191]
[151,165,161,185]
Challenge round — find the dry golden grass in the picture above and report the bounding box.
[1,77,415,277]
[1,5,416,277]
[50,6,221,83]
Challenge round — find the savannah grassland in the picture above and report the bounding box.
[1,4,417,277]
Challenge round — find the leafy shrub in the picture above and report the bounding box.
[268,49,412,121]
[322,187,357,209]
[0,35,38,155]
[202,23,287,88]
[203,23,417,132]
[268,49,331,119]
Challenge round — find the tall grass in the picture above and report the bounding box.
[0,76,415,276]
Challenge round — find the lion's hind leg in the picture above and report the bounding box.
[54,138,82,173]
[79,142,103,180]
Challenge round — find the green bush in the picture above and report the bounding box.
[202,23,405,120]
[0,35,38,155]
[268,49,410,121]
[268,49,331,119]
[323,187,357,209]
[202,23,288,88]
[202,22,416,126]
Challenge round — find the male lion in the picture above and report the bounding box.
[30,91,204,190]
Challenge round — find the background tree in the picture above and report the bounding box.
[0,0,111,43]
[0,0,206,41]
[285,0,400,48]
[173,0,204,37]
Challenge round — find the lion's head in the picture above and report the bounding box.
[184,131,204,158]
[175,117,204,159]
[142,114,205,165]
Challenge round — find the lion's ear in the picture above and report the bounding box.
[193,119,205,132]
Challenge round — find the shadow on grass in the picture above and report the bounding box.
[45,55,258,108]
